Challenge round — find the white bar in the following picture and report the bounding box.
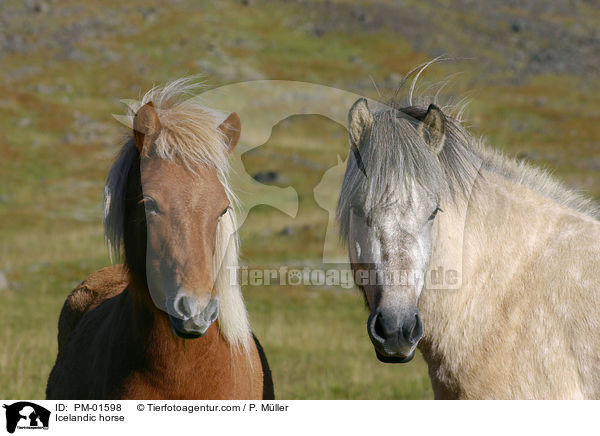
[1,400,595,436]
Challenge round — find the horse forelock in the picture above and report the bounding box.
[136,77,231,176]
[337,97,599,245]
[336,103,481,243]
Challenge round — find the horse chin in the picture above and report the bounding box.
[168,315,208,340]
[170,327,205,339]
[375,348,415,364]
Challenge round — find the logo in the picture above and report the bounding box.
[112,79,470,294]
[2,402,50,434]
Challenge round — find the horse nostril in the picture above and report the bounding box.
[374,314,386,339]
[368,311,385,342]
[203,298,219,323]
[403,312,423,345]
[175,295,193,318]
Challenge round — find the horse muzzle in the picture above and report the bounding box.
[367,308,423,363]
[168,295,219,339]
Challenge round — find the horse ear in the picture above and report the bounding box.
[133,102,161,154]
[348,98,373,151]
[419,104,447,154]
[218,112,241,154]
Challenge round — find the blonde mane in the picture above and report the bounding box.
[104,78,252,354]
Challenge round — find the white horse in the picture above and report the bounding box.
[337,95,600,399]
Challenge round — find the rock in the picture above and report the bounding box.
[4,34,26,54]
[65,47,86,62]
[142,7,158,23]
[279,226,295,236]
[304,24,325,37]
[252,170,287,184]
[356,13,369,23]
[349,9,369,23]
[313,26,325,37]
[588,157,600,171]
[36,84,55,94]
[0,271,8,290]
[517,151,539,162]
[194,59,265,82]
[384,72,404,87]
[348,55,361,64]
[511,119,524,132]
[26,0,50,14]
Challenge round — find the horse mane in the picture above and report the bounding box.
[337,66,600,242]
[104,78,252,354]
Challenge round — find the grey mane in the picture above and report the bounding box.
[337,100,600,243]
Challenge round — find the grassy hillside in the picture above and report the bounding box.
[0,0,598,399]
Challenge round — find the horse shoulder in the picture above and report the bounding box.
[57,265,128,351]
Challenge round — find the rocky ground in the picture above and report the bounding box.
[284,0,600,81]
[2,0,599,84]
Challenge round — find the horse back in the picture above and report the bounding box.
[56,265,128,351]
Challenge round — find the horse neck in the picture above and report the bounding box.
[119,277,249,397]
[427,169,597,291]
[417,169,600,397]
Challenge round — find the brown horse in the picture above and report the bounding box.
[46,79,274,399]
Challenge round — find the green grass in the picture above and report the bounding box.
[0,0,598,399]
[246,285,432,399]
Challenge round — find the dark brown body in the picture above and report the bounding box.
[46,265,274,400]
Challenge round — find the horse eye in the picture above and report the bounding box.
[142,196,160,215]
[428,206,443,221]
[351,207,364,218]
[219,207,229,217]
